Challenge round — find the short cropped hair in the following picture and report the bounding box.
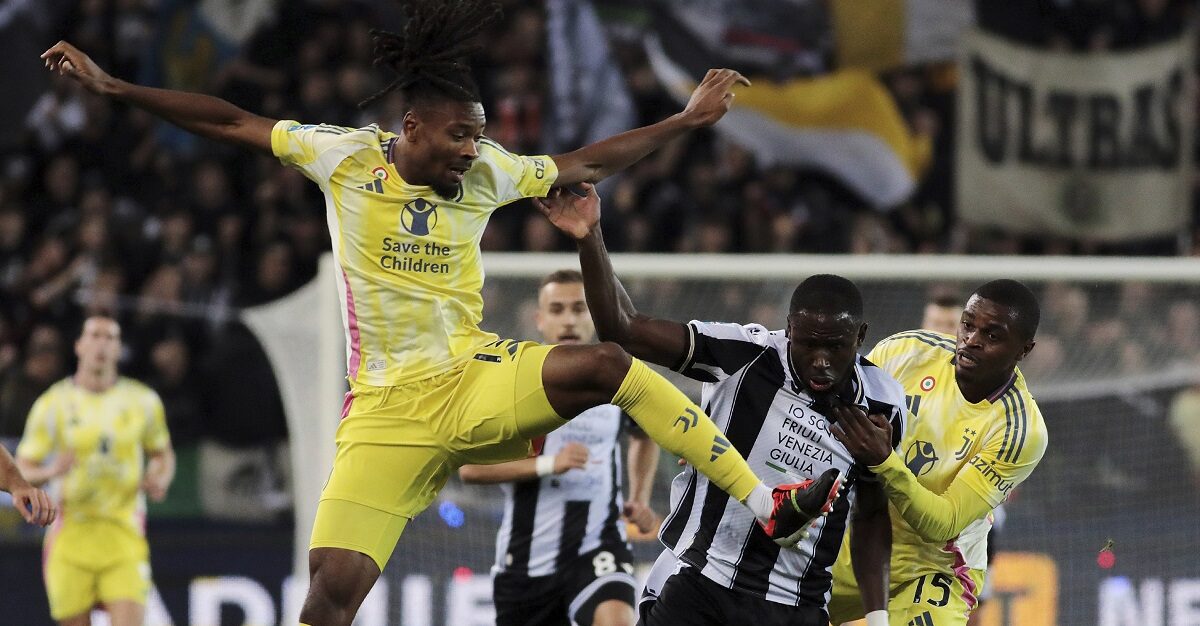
[789,274,863,320]
[972,279,1040,340]
[540,269,584,288]
[927,286,961,309]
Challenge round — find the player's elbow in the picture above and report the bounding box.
[457,465,486,484]
[913,520,964,544]
[598,312,648,348]
[593,320,632,346]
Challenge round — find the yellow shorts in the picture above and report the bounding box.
[312,340,560,570]
[44,520,151,620]
[829,569,986,626]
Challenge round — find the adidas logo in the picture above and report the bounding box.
[710,435,730,461]
[357,179,384,194]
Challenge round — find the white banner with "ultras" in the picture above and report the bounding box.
[956,29,1195,241]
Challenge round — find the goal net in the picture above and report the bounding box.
[266,252,1200,626]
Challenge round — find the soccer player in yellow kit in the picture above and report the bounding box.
[826,280,1048,626]
[41,3,830,624]
[17,316,175,626]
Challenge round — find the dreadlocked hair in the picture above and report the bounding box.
[358,0,502,110]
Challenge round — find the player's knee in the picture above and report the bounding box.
[589,342,633,392]
[306,548,376,611]
[592,614,636,626]
[590,599,636,626]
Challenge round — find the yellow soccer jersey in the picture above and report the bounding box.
[867,330,1047,582]
[17,378,170,534]
[271,120,558,386]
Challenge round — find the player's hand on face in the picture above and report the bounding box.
[553,442,590,474]
[40,41,114,95]
[622,500,660,534]
[10,480,56,527]
[681,68,751,128]
[533,183,600,241]
[829,406,893,466]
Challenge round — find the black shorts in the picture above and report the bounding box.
[494,544,637,626]
[641,565,827,626]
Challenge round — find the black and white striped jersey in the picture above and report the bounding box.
[492,404,630,577]
[659,321,906,607]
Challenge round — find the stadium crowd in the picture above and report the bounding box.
[0,0,1198,518]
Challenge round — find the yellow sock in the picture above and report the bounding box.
[612,358,761,502]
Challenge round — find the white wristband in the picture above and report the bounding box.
[865,610,889,626]
[535,455,556,478]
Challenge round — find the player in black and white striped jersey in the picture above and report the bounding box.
[537,188,903,626]
[459,270,659,626]
[636,315,905,626]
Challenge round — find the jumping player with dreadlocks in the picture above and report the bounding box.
[42,3,842,625]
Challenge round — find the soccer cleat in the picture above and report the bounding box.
[759,468,843,547]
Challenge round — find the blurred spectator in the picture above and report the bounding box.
[1165,300,1200,364]
[147,335,204,446]
[1169,383,1200,487]
[24,79,86,153]
[0,325,65,439]
[238,240,296,306]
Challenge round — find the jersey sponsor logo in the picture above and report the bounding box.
[920,376,936,391]
[366,359,387,372]
[905,440,939,477]
[953,428,978,460]
[531,157,546,179]
[771,410,835,476]
[401,199,439,236]
[473,353,502,363]
[968,454,1016,496]
[674,407,699,433]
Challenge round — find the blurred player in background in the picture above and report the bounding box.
[17,315,175,626]
[0,444,55,526]
[828,281,1047,626]
[460,269,659,626]
[538,186,904,626]
[921,289,962,336]
[39,1,826,623]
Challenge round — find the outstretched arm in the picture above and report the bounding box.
[42,41,275,154]
[534,185,690,369]
[550,69,749,186]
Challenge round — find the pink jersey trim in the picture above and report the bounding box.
[945,539,980,612]
[342,268,363,380]
[42,503,65,583]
